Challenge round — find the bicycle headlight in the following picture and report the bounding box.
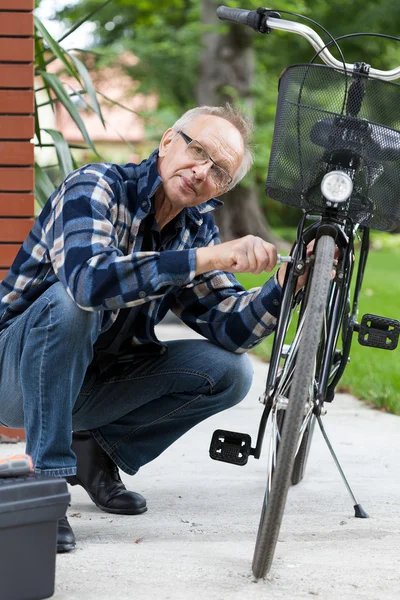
[321,171,353,204]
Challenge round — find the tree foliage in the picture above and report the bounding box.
[56,0,400,115]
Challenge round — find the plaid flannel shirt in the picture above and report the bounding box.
[0,150,282,353]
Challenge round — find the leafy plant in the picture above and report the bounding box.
[34,10,106,207]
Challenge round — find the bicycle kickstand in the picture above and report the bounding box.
[316,416,369,518]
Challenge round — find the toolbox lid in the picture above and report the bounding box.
[0,474,70,526]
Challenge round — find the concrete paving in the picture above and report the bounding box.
[1,323,399,599]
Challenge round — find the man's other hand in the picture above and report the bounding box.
[277,240,339,292]
[196,235,278,276]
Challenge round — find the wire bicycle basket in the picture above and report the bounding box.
[266,64,400,231]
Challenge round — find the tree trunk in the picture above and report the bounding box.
[214,187,283,245]
[196,0,283,247]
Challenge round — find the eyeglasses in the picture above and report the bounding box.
[177,130,233,189]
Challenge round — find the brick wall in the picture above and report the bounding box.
[0,0,34,441]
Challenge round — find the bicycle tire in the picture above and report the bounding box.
[252,234,335,579]
[291,414,316,485]
[270,409,315,486]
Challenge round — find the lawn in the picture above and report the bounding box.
[236,234,400,415]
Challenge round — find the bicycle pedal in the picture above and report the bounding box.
[209,430,252,466]
[358,314,400,350]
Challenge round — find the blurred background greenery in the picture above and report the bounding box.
[36,0,400,235]
[33,0,400,412]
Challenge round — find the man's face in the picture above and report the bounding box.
[157,115,244,209]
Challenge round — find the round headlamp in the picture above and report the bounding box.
[321,171,353,204]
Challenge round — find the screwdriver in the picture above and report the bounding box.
[276,254,293,264]
[0,454,33,477]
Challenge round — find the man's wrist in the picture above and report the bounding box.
[195,247,214,276]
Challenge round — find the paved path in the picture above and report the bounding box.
[1,324,399,599]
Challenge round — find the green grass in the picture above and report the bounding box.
[236,242,400,415]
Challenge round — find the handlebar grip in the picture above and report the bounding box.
[216,6,261,31]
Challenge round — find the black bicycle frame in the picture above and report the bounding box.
[252,212,371,458]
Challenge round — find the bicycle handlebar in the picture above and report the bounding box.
[217,6,400,81]
[216,6,258,28]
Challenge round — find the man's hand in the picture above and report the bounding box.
[196,235,278,276]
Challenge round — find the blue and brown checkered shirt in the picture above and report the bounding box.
[0,150,281,353]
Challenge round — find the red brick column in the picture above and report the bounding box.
[0,0,34,442]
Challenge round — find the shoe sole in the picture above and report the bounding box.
[94,503,148,515]
[57,543,76,553]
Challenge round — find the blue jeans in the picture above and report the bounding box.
[0,282,253,477]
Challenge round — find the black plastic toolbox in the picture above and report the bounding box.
[0,474,70,600]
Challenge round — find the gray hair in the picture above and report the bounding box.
[172,104,254,190]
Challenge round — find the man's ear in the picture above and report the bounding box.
[158,128,175,158]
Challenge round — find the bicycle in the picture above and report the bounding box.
[208,5,400,580]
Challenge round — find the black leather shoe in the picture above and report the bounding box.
[57,516,76,553]
[66,431,147,515]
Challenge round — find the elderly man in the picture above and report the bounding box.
[0,104,284,552]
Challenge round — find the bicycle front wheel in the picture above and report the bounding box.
[252,234,335,579]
